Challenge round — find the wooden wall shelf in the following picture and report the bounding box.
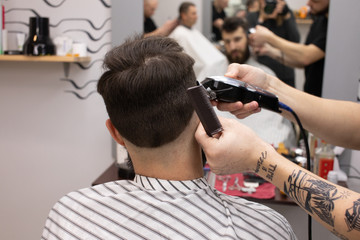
[0,55,91,63]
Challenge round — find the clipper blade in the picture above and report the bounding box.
[187,84,223,137]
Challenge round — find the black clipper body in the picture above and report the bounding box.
[201,76,281,113]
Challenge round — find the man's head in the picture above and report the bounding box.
[179,2,198,28]
[214,0,229,10]
[307,0,329,15]
[98,36,196,148]
[144,0,158,18]
[221,17,250,64]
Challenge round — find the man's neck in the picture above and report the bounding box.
[125,116,204,180]
[133,140,203,180]
[180,20,192,29]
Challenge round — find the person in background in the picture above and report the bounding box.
[221,17,257,66]
[177,1,198,29]
[212,0,229,42]
[220,16,296,148]
[143,0,178,37]
[41,36,296,239]
[249,0,329,96]
[233,5,247,20]
[195,62,360,240]
[169,2,229,82]
[246,0,300,88]
[246,0,260,13]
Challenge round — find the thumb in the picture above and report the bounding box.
[194,122,208,145]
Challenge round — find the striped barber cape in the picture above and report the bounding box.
[41,175,296,240]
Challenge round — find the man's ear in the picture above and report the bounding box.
[105,119,125,146]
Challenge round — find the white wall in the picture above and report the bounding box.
[0,1,113,239]
[286,0,308,11]
[322,0,360,193]
[323,0,360,102]
[0,63,112,239]
[112,0,143,46]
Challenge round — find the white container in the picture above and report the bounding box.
[72,42,87,57]
[327,171,338,184]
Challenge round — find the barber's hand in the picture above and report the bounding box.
[252,42,276,57]
[213,18,224,30]
[159,19,178,36]
[214,63,271,119]
[195,117,273,175]
[249,25,274,48]
[225,63,270,92]
[259,0,286,20]
[273,0,286,16]
[213,101,260,119]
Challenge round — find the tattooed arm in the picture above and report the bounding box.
[259,149,359,240]
[195,117,360,240]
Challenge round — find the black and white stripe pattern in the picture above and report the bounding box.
[41,175,297,239]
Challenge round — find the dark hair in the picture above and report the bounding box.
[222,17,249,34]
[179,2,195,15]
[97,35,196,148]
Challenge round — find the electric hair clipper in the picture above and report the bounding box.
[201,76,281,113]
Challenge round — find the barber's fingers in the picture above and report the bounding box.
[194,122,207,142]
[195,116,232,141]
[216,101,260,119]
[225,63,264,82]
[225,63,252,80]
[215,101,243,111]
[194,119,221,151]
[231,107,261,119]
[275,0,286,12]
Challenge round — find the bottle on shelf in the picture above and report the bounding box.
[313,140,335,180]
[23,17,55,56]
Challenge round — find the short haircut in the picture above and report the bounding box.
[179,2,195,15]
[222,17,249,34]
[97,36,196,148]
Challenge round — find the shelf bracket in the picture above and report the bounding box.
[63,62,70,78]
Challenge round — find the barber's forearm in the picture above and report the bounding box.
[143,26,168,38]
[266,75,360,149]
[266,34,308,67]
[143,30,159,38]
[253,148,360,240]
[213,18,223,29]
[265,47,303,68]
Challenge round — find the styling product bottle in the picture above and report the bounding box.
[313,140,335,179]
[23,17,55,56]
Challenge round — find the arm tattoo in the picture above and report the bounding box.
[253,151,277,181]
[284,169,360,236]
[340,190,351,199]
[331,229,349,240]
[254,151,267,174]
[283,169,341,227]
[345,198,360,232]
